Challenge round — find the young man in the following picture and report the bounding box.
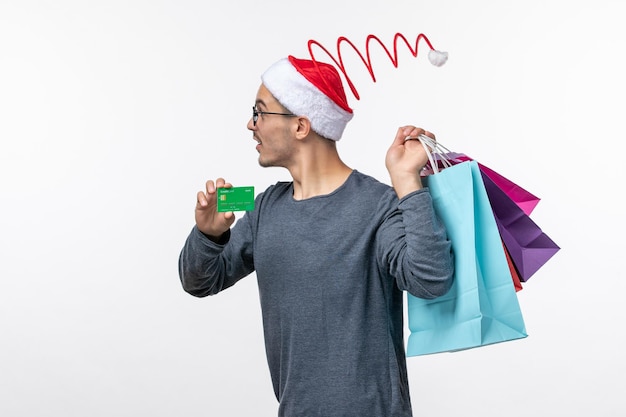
[179,55,454,417]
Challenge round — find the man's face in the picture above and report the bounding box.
[247,84,297,168]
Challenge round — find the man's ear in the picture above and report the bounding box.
[294,116,311,140]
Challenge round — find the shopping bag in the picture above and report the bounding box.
[425,152,541,215]
[477,162,540,216]
[406,138,527,356]
[480,171,560,281]
[419,142,524,291]
[419,140,558,282]
[502,240,523,292]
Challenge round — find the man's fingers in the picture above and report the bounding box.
[405,126,425,139]
[199,178,235,210]
[206,180,216,194]
[215,177,234,189]
[394,126,417,145]
[197,191,209,208]
[209,178,233,191]
[422,130,436,141]
[403,130,436,146]
[399,126,430,143]
[205,178,233,195]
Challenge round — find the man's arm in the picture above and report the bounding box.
[178,178,255,297]
[195,177,237,240]
[381,125,454,298]
[377,189,454,299]
[384,125,432,198]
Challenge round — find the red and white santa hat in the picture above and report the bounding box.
[261,35,449,141]
[261,56,353,141]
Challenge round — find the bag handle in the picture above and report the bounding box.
[406,134,453,174]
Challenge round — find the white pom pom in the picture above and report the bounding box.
[428,49,448,67]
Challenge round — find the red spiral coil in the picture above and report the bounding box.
[307,33,437,101]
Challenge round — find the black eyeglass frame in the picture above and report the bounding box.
[252,106,297,126]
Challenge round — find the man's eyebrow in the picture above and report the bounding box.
[254,99,267,108]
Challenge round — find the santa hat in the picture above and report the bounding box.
[261,56,353,141]
[260,34,449,141]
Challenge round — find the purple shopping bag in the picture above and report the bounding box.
[480,171,560,281]
[441,153,541,215]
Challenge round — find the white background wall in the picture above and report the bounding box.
[1,1,624,416]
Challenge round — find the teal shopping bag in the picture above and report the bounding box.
[406,159,527,356]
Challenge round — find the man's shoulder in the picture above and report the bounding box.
[254,180,292,204]
[342,171,398,214]
[266,180,293,194]
[349,170,393,194]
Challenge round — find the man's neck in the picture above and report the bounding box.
[289,147,353,201]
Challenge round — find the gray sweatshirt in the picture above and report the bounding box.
[179,170,454,417]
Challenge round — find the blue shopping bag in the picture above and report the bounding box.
[406,157,527,356]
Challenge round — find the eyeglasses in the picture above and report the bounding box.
[252,106,296,126]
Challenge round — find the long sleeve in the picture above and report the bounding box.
[176,172,449,416]
[178,213,256,297]
[376,188,454,299]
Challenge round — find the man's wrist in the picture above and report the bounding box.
[196,226,230,245]
[390,175,423,199]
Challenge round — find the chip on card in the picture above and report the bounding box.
[217,186,255,212]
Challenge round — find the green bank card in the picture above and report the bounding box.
[217,186,255,212]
